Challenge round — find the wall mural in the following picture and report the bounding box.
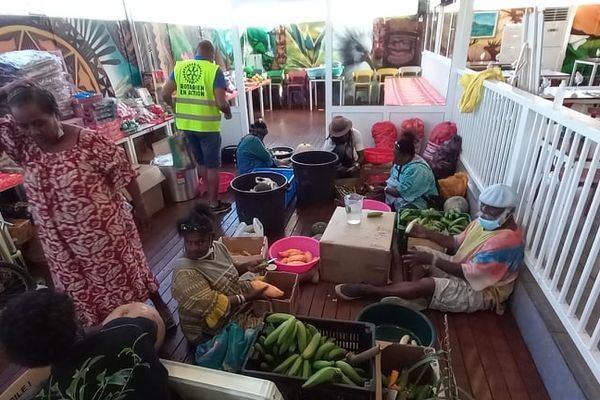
[0,15,141,97]
[467,8,526,62]
[561,4,600,77]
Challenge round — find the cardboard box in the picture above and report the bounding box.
[320,207,395,285]
[407,237,446,253]
[123,164,166,216]
[7,218,33,246]
[0,367,50,400]
[253,271,299,315]
[152,137,170,156]
[220,236,268,265]
[376,343,439,400]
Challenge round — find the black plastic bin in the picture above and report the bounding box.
[231,172,287,235]
[291,151,339,205]
[242,314,376,400]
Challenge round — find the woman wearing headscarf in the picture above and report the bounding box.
[236,118,289,174]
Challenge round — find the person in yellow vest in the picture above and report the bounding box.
[162,40,232,214]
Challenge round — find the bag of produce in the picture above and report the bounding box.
[438,172,469,199]
[195,323,256,372]
[371,121,398,150]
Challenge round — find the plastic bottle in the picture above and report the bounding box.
[553,81,566,111]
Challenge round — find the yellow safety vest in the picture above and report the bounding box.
[174,59,222,132]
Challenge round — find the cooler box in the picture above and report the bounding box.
[252,167,296,208]
[320,207,395,285]
[163,360,284,400]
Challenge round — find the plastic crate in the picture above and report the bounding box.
[306,67,326,80]
[252,167,296,208]
[242,314,376,400]
[395,210,471,251]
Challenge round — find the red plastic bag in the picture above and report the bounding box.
[371,121,398,150]
[400,118,425,139]
[429,121,457,144]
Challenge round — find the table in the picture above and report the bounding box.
[308,77,345,111]
[542,86,600,105]
[114,118,175,164]
[383,77,445,106]
[569,58,600,86]
[244,79,272,124]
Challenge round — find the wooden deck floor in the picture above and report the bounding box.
[0,110,549,399]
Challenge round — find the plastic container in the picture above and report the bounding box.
[153,154,198,202]
[231,172,288,235]
[291,151,339,205]
[163,360,284,400]
[221,145,238,164]
[198,172,235,195]
[356,303,436,347]
[242,314,376,400]
[364,148,394,164]
[362,199,392,212]
[268,236,320,273]
[252,167,296,208]
[270,146,294,160]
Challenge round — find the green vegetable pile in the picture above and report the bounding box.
[382,353,443,400]
[249,313,369,389]
[398,208,470,235]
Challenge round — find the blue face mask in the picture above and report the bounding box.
[478,209,511,231]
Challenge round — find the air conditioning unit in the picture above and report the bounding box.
[542,7,570,71]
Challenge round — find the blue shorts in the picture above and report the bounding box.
[184,131,222,168]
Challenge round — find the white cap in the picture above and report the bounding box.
[480,184,517,208]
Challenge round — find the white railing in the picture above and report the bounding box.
[452,71,600,383]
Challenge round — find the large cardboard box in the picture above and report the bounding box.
[123,164,166,216]
[320,207,395,285]
[220,236,268,265]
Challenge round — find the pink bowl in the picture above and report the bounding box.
[269,236,320,273]
[198,172,236,194]
[363,199,392,212]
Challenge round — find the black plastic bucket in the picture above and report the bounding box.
[231,172,288,235]
[291,151,339,205]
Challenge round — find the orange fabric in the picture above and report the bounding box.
[438,172,469,199]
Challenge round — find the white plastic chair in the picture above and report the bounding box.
[400,66,422,77]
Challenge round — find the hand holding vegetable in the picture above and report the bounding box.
[246,284,270,301]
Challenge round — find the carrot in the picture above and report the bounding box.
[304,251,313,262]
[281,257,289,264]
[287,254,307,263]
[280,248,304,257]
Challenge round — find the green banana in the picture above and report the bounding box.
[320,335,327,345]
[266,313,294,324]
[338,371,357,386]
[302,366,340,388]
[312,360,335,370]
[302,359,311,379]
[302,332,321,359]
[288,341,297,354]
[278,321,298,353]
[295,321,307,353]
[277,316,298,346]
[258,336,266,346]
[327,347,347,361]
[254,342,265,356]
[265,323,275,336]
[287,354,303,376]
[274,354,299,373]
[335,360,366,385]
[264,354,275,364]
[264,316,295,347]
[314,341,336,360]
[306,324,318,338]
[326,337,336,344]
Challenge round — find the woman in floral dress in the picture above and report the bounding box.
[0,82,172,327]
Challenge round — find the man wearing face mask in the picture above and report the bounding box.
[335,184,524,315]
[322,116,364,178]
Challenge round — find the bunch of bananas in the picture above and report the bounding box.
[250,313,368,389]
[398,208,470,235]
